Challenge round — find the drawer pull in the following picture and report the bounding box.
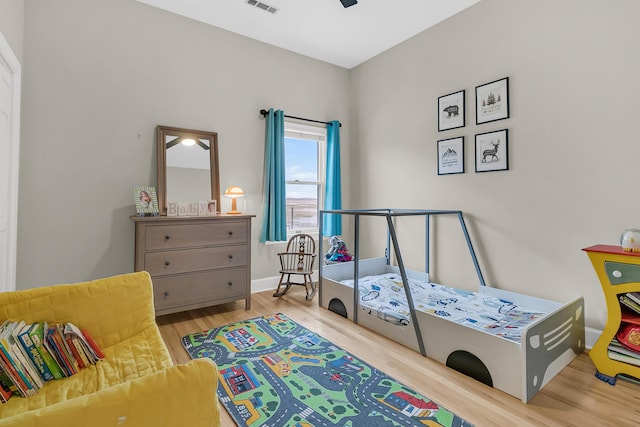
[228,255,233,260]
[228,282,233,287]
[163,291,170,297]
[228,231,233,236]
[164,261,171,266]
[613,270,623,278]
[164,235,171,240]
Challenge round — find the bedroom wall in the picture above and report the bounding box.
[17,0,349,289]
[349,0,640,332]
[0,0,24,62]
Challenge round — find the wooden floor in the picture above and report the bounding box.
[157,289,640,427]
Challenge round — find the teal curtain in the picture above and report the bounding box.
[259,109,287,242]
[323,120,342,236]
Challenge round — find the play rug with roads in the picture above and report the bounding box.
[181,313,472,427]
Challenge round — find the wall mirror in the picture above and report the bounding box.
[156,125,220,215]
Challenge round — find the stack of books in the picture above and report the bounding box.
[608,292,640,366]
[0,320,104,402]
[619,292,640,316]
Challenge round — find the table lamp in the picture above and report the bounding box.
[224,186,244,214]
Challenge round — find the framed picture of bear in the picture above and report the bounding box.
[438,90,465,131]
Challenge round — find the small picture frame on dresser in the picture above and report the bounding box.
[133,185,159,216]
[206,200,217,216]
[167,201,178,217]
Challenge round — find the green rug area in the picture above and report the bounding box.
[182,313,473,427]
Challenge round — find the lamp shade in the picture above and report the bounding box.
[224,186,245,198]
[224,186,244,214]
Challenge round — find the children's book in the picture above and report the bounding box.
[0,363,17,401]
[627,292,640,306]
[608,349,640,366]
[609,337,640,359]
[9,321,44,389]
[55,324,79,373]
[28,323,64,380]
[17,323,54,382]
[0,321,35,396]
[80,328,105,360]
[619,294,640,316]
[44,324,75,377]
[64,323,104,363]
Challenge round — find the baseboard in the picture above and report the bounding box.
[585,326,601,351]
[251,272,320,294]
[251,276,279,294]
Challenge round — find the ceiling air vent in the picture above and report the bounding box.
[246,0,278,14]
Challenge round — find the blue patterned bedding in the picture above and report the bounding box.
[341,273,545,343]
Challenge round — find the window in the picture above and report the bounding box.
[284,122,326,235]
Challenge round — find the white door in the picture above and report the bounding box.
[0,32,21,292]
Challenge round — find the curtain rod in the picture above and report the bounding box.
[259,109,341,127]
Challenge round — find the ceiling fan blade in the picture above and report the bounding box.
[165,137,181,149]
[195,139,210,150]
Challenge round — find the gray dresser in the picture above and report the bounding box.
[132,215,253,315]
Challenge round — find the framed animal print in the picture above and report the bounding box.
[475,129,508,172]
[438,90,465,131]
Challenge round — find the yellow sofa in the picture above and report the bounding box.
[0,271,220,427]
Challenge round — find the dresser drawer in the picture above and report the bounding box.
[153,268,247,313]
[144,221,248,250]
[145,245,248,276]
[605,261,640,285]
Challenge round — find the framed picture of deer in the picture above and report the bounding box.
[475,129,508,172]
[475,77,509,124]
[437,136,465,175]
[438,90,465,131]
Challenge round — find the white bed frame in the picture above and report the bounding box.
[318,210,585,403]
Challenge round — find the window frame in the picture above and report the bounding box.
[283,121,327,237]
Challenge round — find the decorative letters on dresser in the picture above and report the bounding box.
[131,215,253,315]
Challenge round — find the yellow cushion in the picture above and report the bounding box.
[0,359,219,427]
[0,272,220,426]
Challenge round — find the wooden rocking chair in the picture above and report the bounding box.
[273,233,317,299]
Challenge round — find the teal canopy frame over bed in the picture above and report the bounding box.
[318,208,585,402]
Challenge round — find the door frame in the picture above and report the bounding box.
[0,31,21,292]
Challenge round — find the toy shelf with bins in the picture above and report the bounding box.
[583,244,640,385]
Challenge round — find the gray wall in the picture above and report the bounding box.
[14,0,639,331]
[349,0,640,331]
[0,0,24,62]
[17,0,349,288]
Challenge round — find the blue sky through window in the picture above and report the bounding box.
[285,137,318,199]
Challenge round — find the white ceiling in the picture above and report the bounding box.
[137,0,481,69]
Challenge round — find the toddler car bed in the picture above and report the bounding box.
[318,209,585,403]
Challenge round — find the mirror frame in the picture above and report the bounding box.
[156,125,220,215]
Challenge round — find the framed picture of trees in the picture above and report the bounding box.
[475,77,509,124]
